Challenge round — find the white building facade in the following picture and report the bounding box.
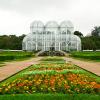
[22,21,81,51]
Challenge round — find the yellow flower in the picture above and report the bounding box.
[24,80,29,83]
[2,84,6,87]
[0,88,2,92]
[24,86,29,90]
[5,88,8,91]
[8,85,11,89]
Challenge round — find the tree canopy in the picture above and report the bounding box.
[74,31,83,38]
[91,26,100,36]
[0,34,25,50]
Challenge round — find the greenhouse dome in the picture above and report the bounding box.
[22,20,81,51]
[45,21,59,34]
[60,21,74,33]
[46,21,58,28]
[30,21,44,33]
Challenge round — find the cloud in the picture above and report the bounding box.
[0,0,73,15]
[0,0,100,35]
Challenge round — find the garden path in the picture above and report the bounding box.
[64,57,100,76]
[0,57,42,82]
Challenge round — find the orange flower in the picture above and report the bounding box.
[90,82,97,86]
[93,84,100,88]
[17,83,24,87]
[44,80,49,85]
[64,84,70,89]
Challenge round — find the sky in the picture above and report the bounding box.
[0,0,100,36]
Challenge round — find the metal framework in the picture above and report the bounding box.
[22,20,81,51]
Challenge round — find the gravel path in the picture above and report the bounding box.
[64,57,100,76]
[0,57,42,82]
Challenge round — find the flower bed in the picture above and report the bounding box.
[28,63,79,71]
[0,63,100,94]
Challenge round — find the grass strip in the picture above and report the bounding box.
[0,94,100,100]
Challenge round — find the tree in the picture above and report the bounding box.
[91,26,100,36]
[0,34,26,50]
[81,36,100,50]
[74,31,83,38]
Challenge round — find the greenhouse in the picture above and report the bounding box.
[22,21,81,51]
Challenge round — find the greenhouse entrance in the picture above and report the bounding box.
[50,47,55,51]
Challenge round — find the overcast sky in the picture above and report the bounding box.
[0,0,100,36]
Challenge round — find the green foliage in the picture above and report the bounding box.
[0,94,100,100]
[41,57,63,61]
[91,26,100,36]
[0,51,33,61]
[74,27,100,50]
[21,69,86,75]
[81,36,100,50]
[70,51,100,61]
[0,34,25,50]
[40,57,66,64]
[74,31,83,38]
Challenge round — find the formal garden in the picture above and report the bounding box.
[0,56,100,100]
[0,1,100,99]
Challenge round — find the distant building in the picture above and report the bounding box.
[22,21,81,51]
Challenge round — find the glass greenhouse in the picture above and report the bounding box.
[22,21,81,51]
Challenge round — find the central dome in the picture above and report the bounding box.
[46,21,58,28]
[60,21,74,28]
[30,21,44,28]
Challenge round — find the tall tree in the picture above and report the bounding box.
[74,31,83,38]
[91,26,100,36]
[0,34,26,50]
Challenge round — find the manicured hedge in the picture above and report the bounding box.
[0,56,14,61]
[0,51,33,61]
[70,51,100,60]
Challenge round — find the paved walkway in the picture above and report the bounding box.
[0,57,42,82]
[0,56,100,82]
[64,57,100,76]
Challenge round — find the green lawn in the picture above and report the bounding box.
[0,51,34,63]
[40,56,66,64]
[0,94,100,100]
[70,51,100,61]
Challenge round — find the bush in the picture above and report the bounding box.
[38,51,65,56]
[0,51,33,61]
[70,51,100,60]
[0,56,14,61]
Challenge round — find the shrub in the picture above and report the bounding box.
[0,51,33,61]
[70,51,100,60]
